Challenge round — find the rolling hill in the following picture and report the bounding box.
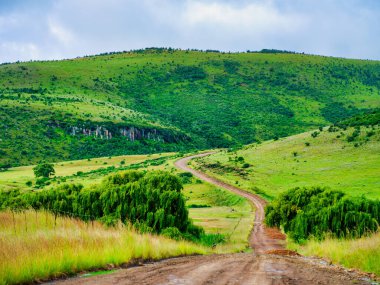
[191,110,380,199]
[1,48,380,166]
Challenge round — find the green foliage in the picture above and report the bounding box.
[337,109,380,128]
[33,163,55,178]
[0,170,205,239]
[178,172,193,184]
[265,187,380,242]
[1,49,379,166]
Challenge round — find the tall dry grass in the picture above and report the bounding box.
[289,232,380,276]
[0,210,207,285]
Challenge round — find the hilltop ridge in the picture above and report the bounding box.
[1,48,379,166]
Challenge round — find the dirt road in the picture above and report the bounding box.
[174,152,285,254]
[52,153,374,285]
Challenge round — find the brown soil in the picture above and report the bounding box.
[52,254,372,285]
[49,152,374,285]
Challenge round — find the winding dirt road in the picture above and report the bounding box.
[52,153,374,285]
[175,152,285,254]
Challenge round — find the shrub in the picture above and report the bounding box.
[265,186,380,242]
[33,163,55,178]
[0,171,203,239]
[311,131,319,138]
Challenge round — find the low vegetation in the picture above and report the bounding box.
[265,186,380,242]
[183,181,253,253]
[289,232,380,276]
[0,171,205,239]
[0,210,207,285]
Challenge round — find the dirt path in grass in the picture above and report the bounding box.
[51,153,374,285]
[175,152,285,254]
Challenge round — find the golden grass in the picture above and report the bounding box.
[0,211,207,285]
[288,232,380,276]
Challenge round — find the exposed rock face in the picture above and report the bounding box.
[70,125,163,141]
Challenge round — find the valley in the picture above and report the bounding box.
[0,49,379,285]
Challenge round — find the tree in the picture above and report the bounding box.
[33,163,55,178]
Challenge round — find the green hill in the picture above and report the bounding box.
[1,48,380,166]
[192,111,380,200]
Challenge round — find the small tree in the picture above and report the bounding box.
[33,163,55,178]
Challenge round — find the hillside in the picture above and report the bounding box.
[1,48,380,166]
[192,111,380,200]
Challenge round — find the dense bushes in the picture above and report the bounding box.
[0,171,203,238]
[265,187,380,242]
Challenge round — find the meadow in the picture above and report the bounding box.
[0,152,174,191]
[192,125,380,199]
[0,210,207,285]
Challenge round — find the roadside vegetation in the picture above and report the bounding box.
[191,112,380,276]
[265,186,380,242]
[0,156,254,284]
[288,232,380,276]
[0,170,207,241]
[0,210,207,285]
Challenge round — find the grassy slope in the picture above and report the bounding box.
[0,211,207,285]
[1,49,380,166]
[193,125,380,199]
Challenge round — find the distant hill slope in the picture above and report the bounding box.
[1,48,380,166]
[192,110,380,200]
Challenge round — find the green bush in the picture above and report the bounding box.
[265,186,380,242]
[0,171,203,239]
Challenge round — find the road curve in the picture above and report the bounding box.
[174,152,284,254]
[50,153,374,285]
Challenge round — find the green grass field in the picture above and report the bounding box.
[193,125,380,199]
[183,182,253,253]
[0,153,174,191]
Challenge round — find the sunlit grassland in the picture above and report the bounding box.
[192,126,380,199]
[288,233,380,276]
[183,182,254,253]
[0,152,173,191]
[0,210,207,285]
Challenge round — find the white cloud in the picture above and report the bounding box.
[48,18,75,46]
[183,1,305,32]
[0,0,379,62]
[0,42,41,62]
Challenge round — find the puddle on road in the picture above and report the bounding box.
[80,269,117,278]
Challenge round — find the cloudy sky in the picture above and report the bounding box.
[0,0,379,63]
